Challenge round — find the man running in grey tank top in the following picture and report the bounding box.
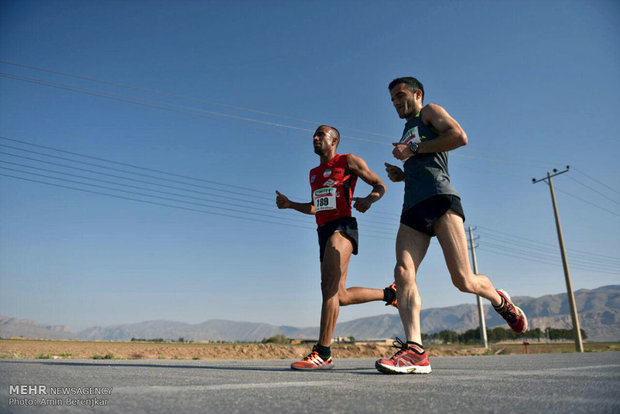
[375,77,528,374]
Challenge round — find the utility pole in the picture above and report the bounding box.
[468,226,488,349]
[532,166,584,352]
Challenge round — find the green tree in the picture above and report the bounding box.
[261,334,290,344]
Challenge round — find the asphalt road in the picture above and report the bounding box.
[1,352,619,413]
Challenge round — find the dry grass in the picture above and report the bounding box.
[1,339,618,360]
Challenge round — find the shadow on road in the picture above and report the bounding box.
[0,360,384,374]
[0,360,292,372]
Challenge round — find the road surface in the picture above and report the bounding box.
[1,352,619,413]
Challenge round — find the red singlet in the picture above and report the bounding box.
[309,154,358,227]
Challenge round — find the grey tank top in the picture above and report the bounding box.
[399,111,459,212]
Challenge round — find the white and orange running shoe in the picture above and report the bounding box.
[291,345,334,371]
[495,289,528,334]
[375,338,432,374]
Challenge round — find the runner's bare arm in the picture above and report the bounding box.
[347,154,386,213]
[275,190,315,215]
[392,103,468,159]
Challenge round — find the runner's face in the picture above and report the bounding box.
[390,83,421,120]
[313,127,336,155]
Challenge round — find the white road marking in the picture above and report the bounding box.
[114,380,342,393]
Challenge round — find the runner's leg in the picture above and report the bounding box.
[336,231,384,305]
[394,224,431,344]
[318,231,353,346]
[433,211,502,306]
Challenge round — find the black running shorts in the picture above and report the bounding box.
[317,216,359,262]
[400,195,465,237]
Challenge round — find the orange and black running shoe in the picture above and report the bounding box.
[291,345,334,371]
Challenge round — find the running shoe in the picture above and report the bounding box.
[375,338,432,374]
[495,289,528,334]
[384,283,398,308]
[291,345,334,370]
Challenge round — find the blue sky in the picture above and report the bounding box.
[1,0,619,331]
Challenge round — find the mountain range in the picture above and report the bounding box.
[2,285,618,342]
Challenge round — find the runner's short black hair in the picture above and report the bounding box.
[389,77,424,102]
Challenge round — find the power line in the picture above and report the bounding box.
[477,245,619,275]
[0,166,397,240]
[0,72,386,146]
[475,224,620,262]
[0,154,280,210]
[475,228,620,264]
[0,143,276,201]
[478,240,620,272]
[554,185,620,217]
[477,234,620,269]
[0,59,399,141]
[0,172,315,230]
[2,169,400,239]
[0,135,272,195]
[1,159,401,237]
[0,165,309,224]
[566,175,620,207]
[0,60,579,171]
[1,70,568,187]
[0,71,565,172]
[0,161,295,217]
[0,135,403,220]
[0,150,400,231]
[573,166,620,197]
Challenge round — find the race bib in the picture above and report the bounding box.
[313,187,337,211]
[400,126,422,163]
[401,126,421,145]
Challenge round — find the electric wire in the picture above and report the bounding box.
[0,60,575,168]
[476,236,620,270]
[0,172,396,241]
[475,229,620,264]
[0,160,300,218]
[0,165,310,224]
[0,151,399,234]
[0,59,398,140]
[0,153,283,210]
[0,143,276,201]
[566,175,620,207]
[4,59,607,181]
[0,135,271,195]
[476,246,619,275]
[0,70,563,174]
[0,172,315,230]
[477,240,620,272]
[0,72,386,146]
[553,185,620,218]
[573,167,620,197]
[0,135,403,220]
[475,224,620,262]
[0,70,555,186]
[0,162,398,238]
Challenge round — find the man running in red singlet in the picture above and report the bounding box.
[276,125,397,370]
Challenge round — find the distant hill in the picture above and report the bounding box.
[0,316,74,340]
[2,285,618,342]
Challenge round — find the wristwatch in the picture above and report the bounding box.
[408,141,419,155]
